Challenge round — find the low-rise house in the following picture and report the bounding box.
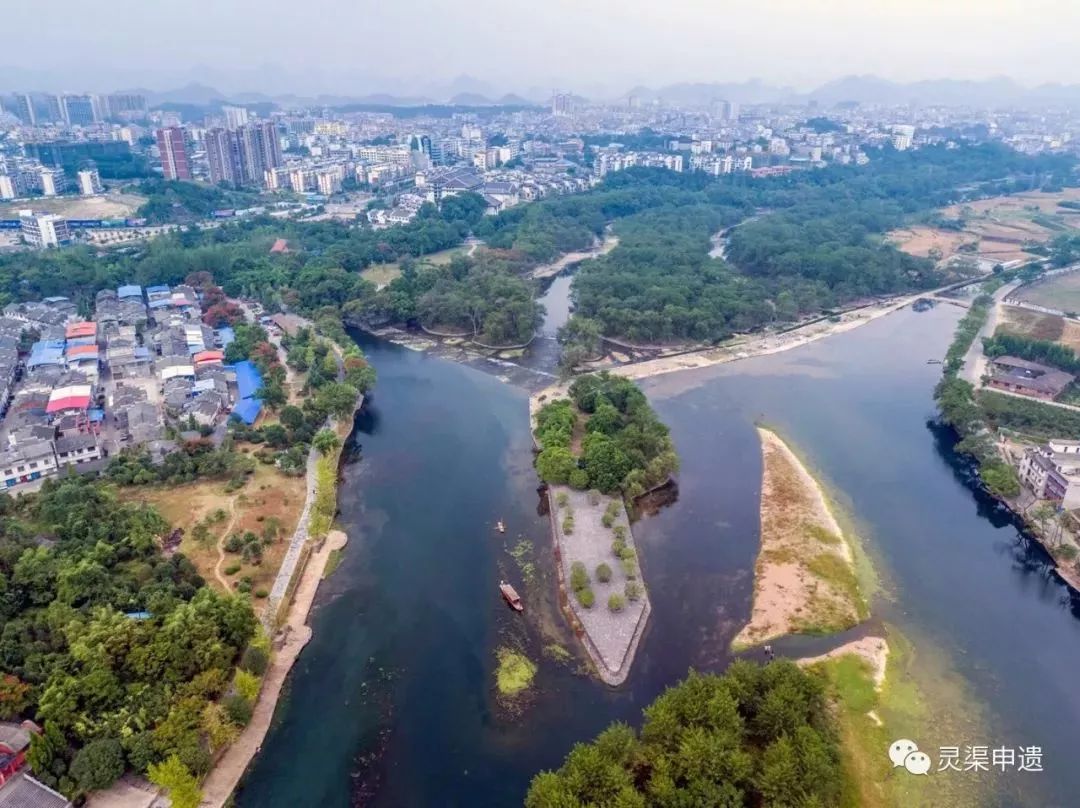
[0,771,72,808]
[0,440,58,488]
[1019,441,1080,508]
[54,433,101,468]
[988,356,1075,401]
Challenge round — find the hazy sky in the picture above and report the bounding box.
[3,0,1078,95]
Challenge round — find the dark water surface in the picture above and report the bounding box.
[239,305,1080,807]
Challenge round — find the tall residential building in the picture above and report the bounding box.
[3,94,35,125]
[61,94,96,126]
[551,92,573,117]
[206,128,242,187]
[39,168,66,196]
[21,214,71,248]
[223,105,249,129]
[156,127,191,181]
[37,95,64,124]
[107,94,146,115]
[0,175,16,200]
[254,122,283,177]
[77,168,103,195]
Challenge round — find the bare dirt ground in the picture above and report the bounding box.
[0,191,146,219]
[123,463,306,617]
[998,305,1080,352]
[732,428,863,650]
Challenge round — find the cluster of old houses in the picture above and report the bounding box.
[0,284,260,493]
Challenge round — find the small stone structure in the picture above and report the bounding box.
[547,485,651,686]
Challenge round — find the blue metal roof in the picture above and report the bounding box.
[230,360,263,400]
[88,408,105,422]
[27,340,65,368]
[118,284,143,298]
[148,299,171,309]
[231,397,262,425]
[217,327,236,347]
[145,285,170,295]
[134,346,150,358]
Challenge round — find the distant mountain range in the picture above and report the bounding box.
[8,71,1080,109]
[627,76,1080,107]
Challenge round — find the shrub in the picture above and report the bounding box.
[608,593,626,612]
[612,539,627,557]
[595,563,613,583]
[556,491,570,508]
[576,587,595,608]
[562,515,575,534]
[224,563,241,576]
[588,489,601,506]
[601,512,614,528]
[224,535,243,553]
[569,468,589,489]
[254,588,269,598]
[223,694,253,726]
[240,646,269,676]
[234,669,261,702]
[617,545,636,562]
[613,525,627,541]
[605,500,622,519]
[71,737,125,791]
[625,581,643,601]
[570,561,590,592]
[621,558,638,579]
[237,580,252,593]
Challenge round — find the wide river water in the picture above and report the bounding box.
[238,302,1080,807]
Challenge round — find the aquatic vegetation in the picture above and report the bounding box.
[495,647,537,697]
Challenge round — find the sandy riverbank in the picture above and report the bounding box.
[732,428,866,650]
[606,293,924,382]
[799,635,889,690]
[199,529,348,807]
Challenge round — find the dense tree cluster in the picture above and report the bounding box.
[526,661,846,808]
[0,476,257,798]
[534,373,679,498]
[135,179,265,224]
[476,143,1073,344]
[982,332,1080,373]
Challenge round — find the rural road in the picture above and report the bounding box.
[960,280,1021,386]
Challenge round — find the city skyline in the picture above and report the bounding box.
[3,0,1079,97]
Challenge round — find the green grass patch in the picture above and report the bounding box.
[807,524,842,545]
[807,552,867,619]
[495,647,537,697]
[543,643,573,663]
[323,548,344,579]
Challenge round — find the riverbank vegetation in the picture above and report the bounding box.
[526,661,847,807]
[734,429,866,650]
[0,476,259,800]
[534,373,678,499]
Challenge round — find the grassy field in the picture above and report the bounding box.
[121,461,306,616]
[1014,274,1080,316]
[359,246,468,289]
[0,191,146,219]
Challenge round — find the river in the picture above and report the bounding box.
[238,303,1080,807]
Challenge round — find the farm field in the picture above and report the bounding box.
[887,189,1080,264]
[360,245,468,289]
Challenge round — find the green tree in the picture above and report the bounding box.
[312,429,340,455]
[535,447,577,484]
[71,737,125,792]
[148,755,202,808]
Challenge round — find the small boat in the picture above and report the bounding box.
[495,520,506,533]
[499,581,523,612]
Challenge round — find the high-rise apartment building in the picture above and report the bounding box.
[39,168,66,196]
[156,127,191,180]
[107,94,146,115]
[223,105,249,129]
[206,128,242,186]
[61,94,96,126]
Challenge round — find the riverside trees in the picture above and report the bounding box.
[526,662,846,808]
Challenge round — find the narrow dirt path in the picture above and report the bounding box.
[212,497,241,591]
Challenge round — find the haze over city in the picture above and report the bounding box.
[3,0,1080,97]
